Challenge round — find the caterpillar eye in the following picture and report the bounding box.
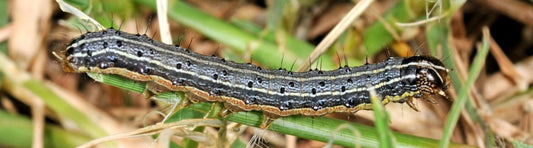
[442,82,449,90]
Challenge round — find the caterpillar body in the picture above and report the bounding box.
[58,28,450,128]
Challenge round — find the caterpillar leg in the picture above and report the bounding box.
[220,104,242,118]
[143,82,169,99]
[260,116,275,129]
[423,96,438,104]
[406,97,420,112]
[260,113,279,129]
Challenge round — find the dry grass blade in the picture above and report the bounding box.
[0,24,10,42]
[395,12,448,27]
[297,0,374,72]
[476,0,533,26]
[31,99,45,148]
[487,116,533,143]
[157,0,172,44]
[10,0,52,70]
[56,0,105,30]
[487,33,528,91]
[77,119,224,148]
[484,56,533,101]
[439,26,491,148]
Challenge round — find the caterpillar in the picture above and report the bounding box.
[57,28,451,128]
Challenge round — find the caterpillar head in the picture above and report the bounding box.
[402,56,451,98]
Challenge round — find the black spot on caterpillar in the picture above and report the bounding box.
[57,28,451,128]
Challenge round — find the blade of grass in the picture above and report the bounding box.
[86,73,475,147]
[513,141,533,148]
[132,0,336,70]
[370,88,395,147]
[439,27,491,148]
[297,0,373,72]
[427,21,493,148]
[89,72,212,147]
[166,103,205,148]
[0,110,91,147]
[0,0,8,54]
[363,0,421,56]
[230,19,342,66]
[0,54,108,139]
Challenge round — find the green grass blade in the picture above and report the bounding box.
[88,73,474,147]
[23,80,109,138]
[133,0,336,70]
[513,141,533,148]
[0,0,8,54]
[438,28,491,148]
[363,1,422,56]
[0,110,91,147]
[370,89,395,147]
[0,54,108,139]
